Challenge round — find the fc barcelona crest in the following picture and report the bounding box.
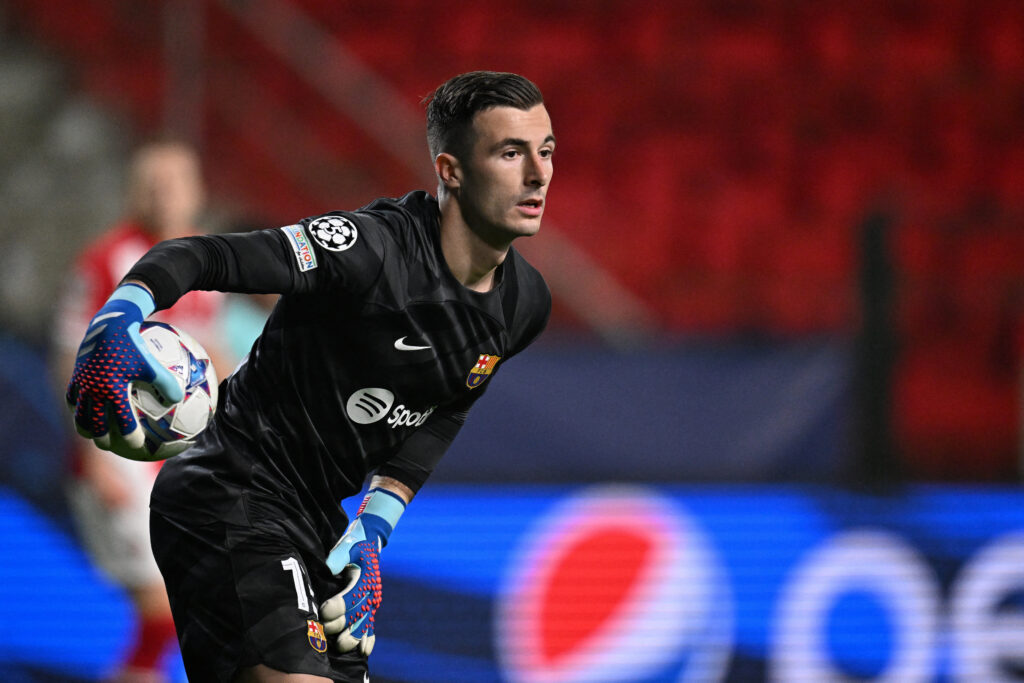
[467,354,501,389]
[307,619,327,652]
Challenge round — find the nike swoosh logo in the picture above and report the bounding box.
[394,336,432,351]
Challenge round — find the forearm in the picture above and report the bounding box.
[120,278,153,296]
[367,475,415,505]
[375,408,469,493]
[126,231,299,311]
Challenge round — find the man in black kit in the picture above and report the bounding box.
[65,71,553,682]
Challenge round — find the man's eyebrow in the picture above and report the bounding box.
[493,134,557,149]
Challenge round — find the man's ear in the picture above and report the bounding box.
[435,153,461,191]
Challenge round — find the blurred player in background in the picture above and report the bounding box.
[65,71,553,682]
[54,140,229,683]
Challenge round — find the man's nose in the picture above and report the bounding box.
[525,153,550,186]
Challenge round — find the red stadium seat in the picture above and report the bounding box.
[8,0,1023,478]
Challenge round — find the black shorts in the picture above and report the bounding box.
[150,508,368,682]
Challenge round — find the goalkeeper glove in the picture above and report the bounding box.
[321,487,407,656]
[65,283,183,458]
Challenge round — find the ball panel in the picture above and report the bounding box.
[128,322,217,461]
[141,324,186,365]
[170,389,214,437]
[131,382,172,419]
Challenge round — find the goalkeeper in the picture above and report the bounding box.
[66,71,553,683]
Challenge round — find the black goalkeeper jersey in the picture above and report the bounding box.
[137,191,550,551]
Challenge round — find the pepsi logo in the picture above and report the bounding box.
[495,486,732,683]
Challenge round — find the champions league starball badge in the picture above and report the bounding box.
[309,215,358,252]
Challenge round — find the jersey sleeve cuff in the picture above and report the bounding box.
[375,464,428,494]
[125,262,184,312]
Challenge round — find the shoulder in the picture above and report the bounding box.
[509,247,550,309]
[302,191,437,257]
[359,190,438,220]
[509,245,547,286]
[292,192,438,296]
[503,247,551,355]
[355,191,439,254]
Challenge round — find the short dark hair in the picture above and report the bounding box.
[424,71,544,160]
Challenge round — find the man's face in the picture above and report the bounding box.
[456,104,555,245]
[129,146,204,239]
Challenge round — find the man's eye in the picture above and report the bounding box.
[502,150,520,159]
[540,148,554,159]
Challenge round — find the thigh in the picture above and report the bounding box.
[151,511,368,683]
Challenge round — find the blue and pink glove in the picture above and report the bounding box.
[321,487,407,656]
[65,283,182,458]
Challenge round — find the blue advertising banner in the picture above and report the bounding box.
[433,343,853,483]
[373,485,1024,682]
[3,484,1021,682]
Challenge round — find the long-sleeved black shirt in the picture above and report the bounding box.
[138,191,550,552]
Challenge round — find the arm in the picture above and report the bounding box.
[124,230,310,311]
[125,220,383,311]
[317,408,467,655]
[365,475,415,505]
[319,477,411,656]
[375,409,469,492]
[64,233,274,457]
[66,221,381,459]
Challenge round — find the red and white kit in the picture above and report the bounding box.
[57,221,224,586]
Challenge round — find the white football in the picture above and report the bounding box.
[127,321,218,461]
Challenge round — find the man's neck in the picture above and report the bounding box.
[438,196,509,293]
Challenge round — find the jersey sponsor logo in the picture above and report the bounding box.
[309,215,358,252]
[280,225,318,271]
[307,619,328,653]
[394,336,432,352]
[387,404,435,429]
[467,354,501,389]
[346,388,434,429]
[346,388,395,424]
